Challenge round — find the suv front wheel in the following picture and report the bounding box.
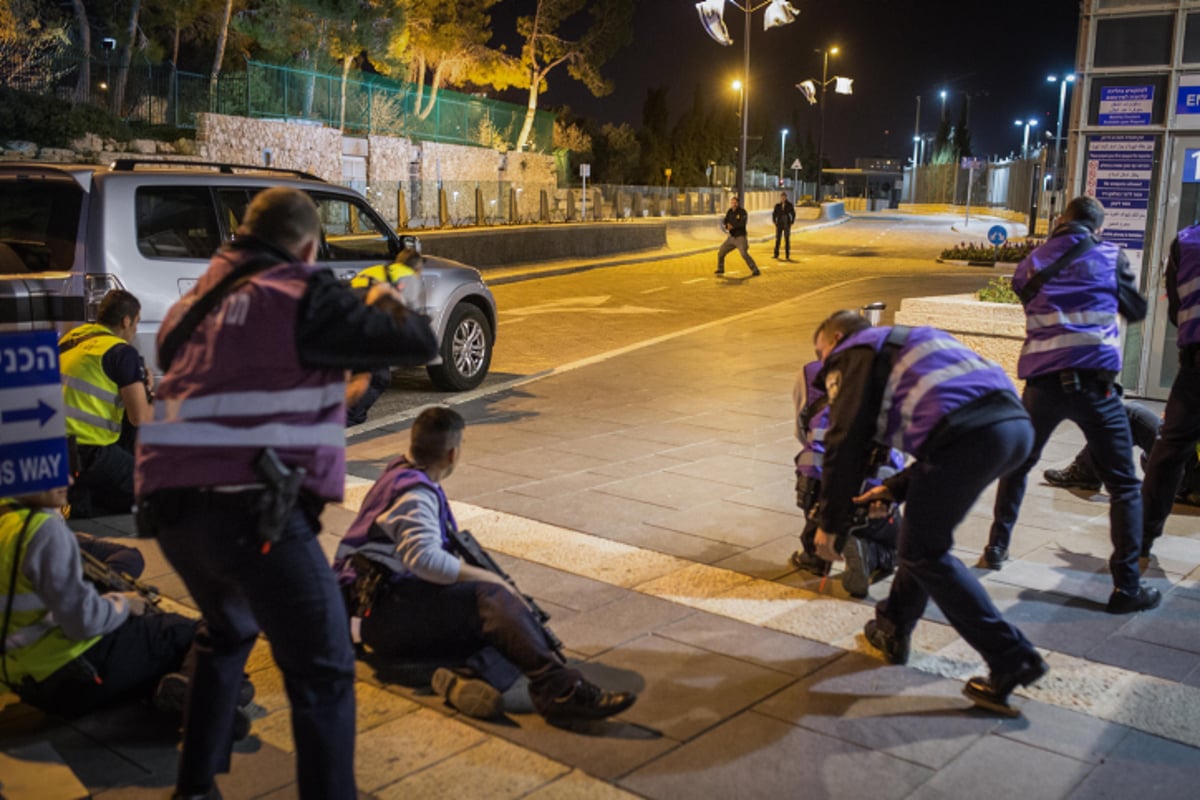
[427,303,493,391]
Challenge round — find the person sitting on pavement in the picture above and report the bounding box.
[1044,399,1200,506]
[333,406,638,722]
[59,289,153,517]
[790,358,903,598]
[810,310,1047,717]
[0,486,238,725]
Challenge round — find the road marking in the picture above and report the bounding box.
[640,286,668,294]
[682,278,709,284]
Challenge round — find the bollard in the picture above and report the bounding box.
[861,302,886,326]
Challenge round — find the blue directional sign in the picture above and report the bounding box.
[1184,149,1200,184]
[0,330,68,496]
[987,225,1008,246]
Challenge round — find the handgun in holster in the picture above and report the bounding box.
[253,448,307,547]
[348,553,389,617]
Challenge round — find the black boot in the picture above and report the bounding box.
[1043,461,1101,491]
[962,653,1048,717]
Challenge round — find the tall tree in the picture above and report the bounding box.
[637,86,669,185]
[69,0,89,102]
[112,0,144,116]
[953,98,972,158]
[511,0,632,152]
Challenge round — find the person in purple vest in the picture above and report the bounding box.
[810,311,1046,716]
[790,358,903,598]
[333,406,638,722]
[1141,221,1200,562]
[984,196,1159,615]
[134,187,438,800]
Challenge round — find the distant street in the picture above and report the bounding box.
[358,212,1005,427]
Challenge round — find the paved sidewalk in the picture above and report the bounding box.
[4,251,1199,799]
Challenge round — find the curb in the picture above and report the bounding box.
[486,215,852,286]
[935,257,1010,268]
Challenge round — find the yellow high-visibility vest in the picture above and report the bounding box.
[59,324,126,447]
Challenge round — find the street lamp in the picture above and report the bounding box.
[1015,118,1039,158]
[939,89,948,118]
[779,128,789,188]
[802,45,851,202]
[695,1,799,204]
[1046,74,1075,212]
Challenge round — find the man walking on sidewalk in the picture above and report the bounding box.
[716,196,760,277]
[773,192,796,260]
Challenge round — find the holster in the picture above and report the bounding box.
[346,554,390,616]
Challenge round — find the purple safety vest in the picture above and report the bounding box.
[1174,224,1200,348]
[1012,231,1122,379]
[795,361,828,480]
[135,251,347,500]
[831,326,1017,457]
[332,456,457,583]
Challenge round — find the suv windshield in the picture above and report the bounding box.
[0,180,82,273]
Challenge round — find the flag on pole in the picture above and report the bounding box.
[796,80,817,105]
[834,77,854,95]
[764,0,801,31]
[695,0,733,46]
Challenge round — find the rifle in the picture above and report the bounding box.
[447,528,565,659]
[79,550,162,613]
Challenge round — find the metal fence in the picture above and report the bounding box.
[3,51,554,153]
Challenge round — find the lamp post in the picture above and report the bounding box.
[814,46,839,202]
[1015,118,1039,158]
[695,1,798,204]
[731,79,744,185]
[779,128,789,188]
[1046,74,1075,215]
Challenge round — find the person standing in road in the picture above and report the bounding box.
[810,310,1045,717]
[1141,221,1200,563]
[984,196,1159,615]
[134,187,438,800]
[773,192,796,260]
[716,195,760,277]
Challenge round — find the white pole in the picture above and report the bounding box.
[581,174,587,221]
[965,165,973,227]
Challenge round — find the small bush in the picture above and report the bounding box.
[0,87,194,148]
[977,276,1020,305]
[941,238,1040,263]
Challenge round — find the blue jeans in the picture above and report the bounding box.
[156,493,357,799]
[876,417,1037,674]
[990,374,1143,593]
[1143,354,1200,547]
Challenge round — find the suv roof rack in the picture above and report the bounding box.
[108,159,326,182]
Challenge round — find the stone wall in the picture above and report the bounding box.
[196,114,343,181]
[894,293,1026,387]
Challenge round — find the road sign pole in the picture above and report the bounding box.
[965,166,973,228]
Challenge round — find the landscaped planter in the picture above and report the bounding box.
[894,294,1025,387]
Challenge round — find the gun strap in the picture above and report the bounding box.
[1016,235,1099,305]
[158,244,294,372]
[58,330,107,354]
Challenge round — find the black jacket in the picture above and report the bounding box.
[773,201,796,228]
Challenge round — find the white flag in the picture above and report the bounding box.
[834,77,854,95]
[696,0,733,46]
[763,0,800,31]
[796,80,817,105]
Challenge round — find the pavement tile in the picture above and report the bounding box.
[679,577,814,626]
[1118,593,1200,654]
[587,454,692,479]
[643,500,800,549]
[20,724,150,792]
[522,769,646,800]
[471,448,614,480]
[506,471,623,501]
[655,613,841,678]
[619,710,932,800]
[754,652,1000,769]
[976,581,1127,657]
[634,563,754,601]
[374,738,569,800]
[620,421,728,448]
[549,432,688,463]
[594,522,747,564]
[995,702,1130,764]
[906,733,1093,800]
[67,702,183,780]
[1084,635,1200,682]
[593,634,795,741]
[576,403,684,427]
[1145,531,1200,576]
[443,462,541,501]
[1067,730,1200,799]
[984,552,1114,601]
[549,594,696,657]
[594,472,738,513]
[660,454,782,490]
[491,554,629,613]
[764,594,876,645]
[354,708,487,793]
[711,534,803,580]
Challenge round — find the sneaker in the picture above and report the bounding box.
[714,268,724,275]
[980,545,1008,570]
[1105,583,1161,614]
[237,676,255,708]
[1043,462,1101,491]
[749,269,761,277]
[962,653,1048,717]
[790,549,830,575]
[431,667,503,719]
[232,705,251,742]
[153,672,189,715]
[863,619,910,665]
[841,536,871,599]
[541,679,636,722]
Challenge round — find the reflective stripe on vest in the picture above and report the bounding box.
[1177,227,1200,347]
[1,504,101,687]
[890,355,998,450]
[1026,310,1119,330]
[138,420,346,449]
[159,384,346,422]
[59,324,126,447]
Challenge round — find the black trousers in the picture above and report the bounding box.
[357,579,578,706]
[774,225,791,257]
[17,612,197,717]
[1144,352,1200,546]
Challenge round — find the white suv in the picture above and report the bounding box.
[0,160,496,391]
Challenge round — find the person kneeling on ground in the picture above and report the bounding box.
[333,406,637,722]
[0,487,252,731]
[790,359,903,598]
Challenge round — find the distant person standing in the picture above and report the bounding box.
[715,195,760,277]
[773,192,796,260]
[1141,221,1200,562]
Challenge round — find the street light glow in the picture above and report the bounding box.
[830,46,839,55]
[731,79,742,91]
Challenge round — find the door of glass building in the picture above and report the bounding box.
[1146,137,1200,398]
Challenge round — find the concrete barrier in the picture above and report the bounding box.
[818,201,845,221]
[416,222,668,268]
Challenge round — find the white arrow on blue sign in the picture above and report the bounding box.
[1184,149,1200,183]
[987,225,1009,246]
[0,330,68,496]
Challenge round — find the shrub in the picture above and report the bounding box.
[0,86,194,148]
[940,238,1040,263]
[977,276,1020,305]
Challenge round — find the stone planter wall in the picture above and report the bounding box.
[894,293,1025,386]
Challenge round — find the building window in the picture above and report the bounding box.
[1094,15,1174,67]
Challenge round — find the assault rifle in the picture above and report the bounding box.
[80,550,162,613]
[448,528,565,659]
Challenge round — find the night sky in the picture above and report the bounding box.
[490,0,1081,165]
